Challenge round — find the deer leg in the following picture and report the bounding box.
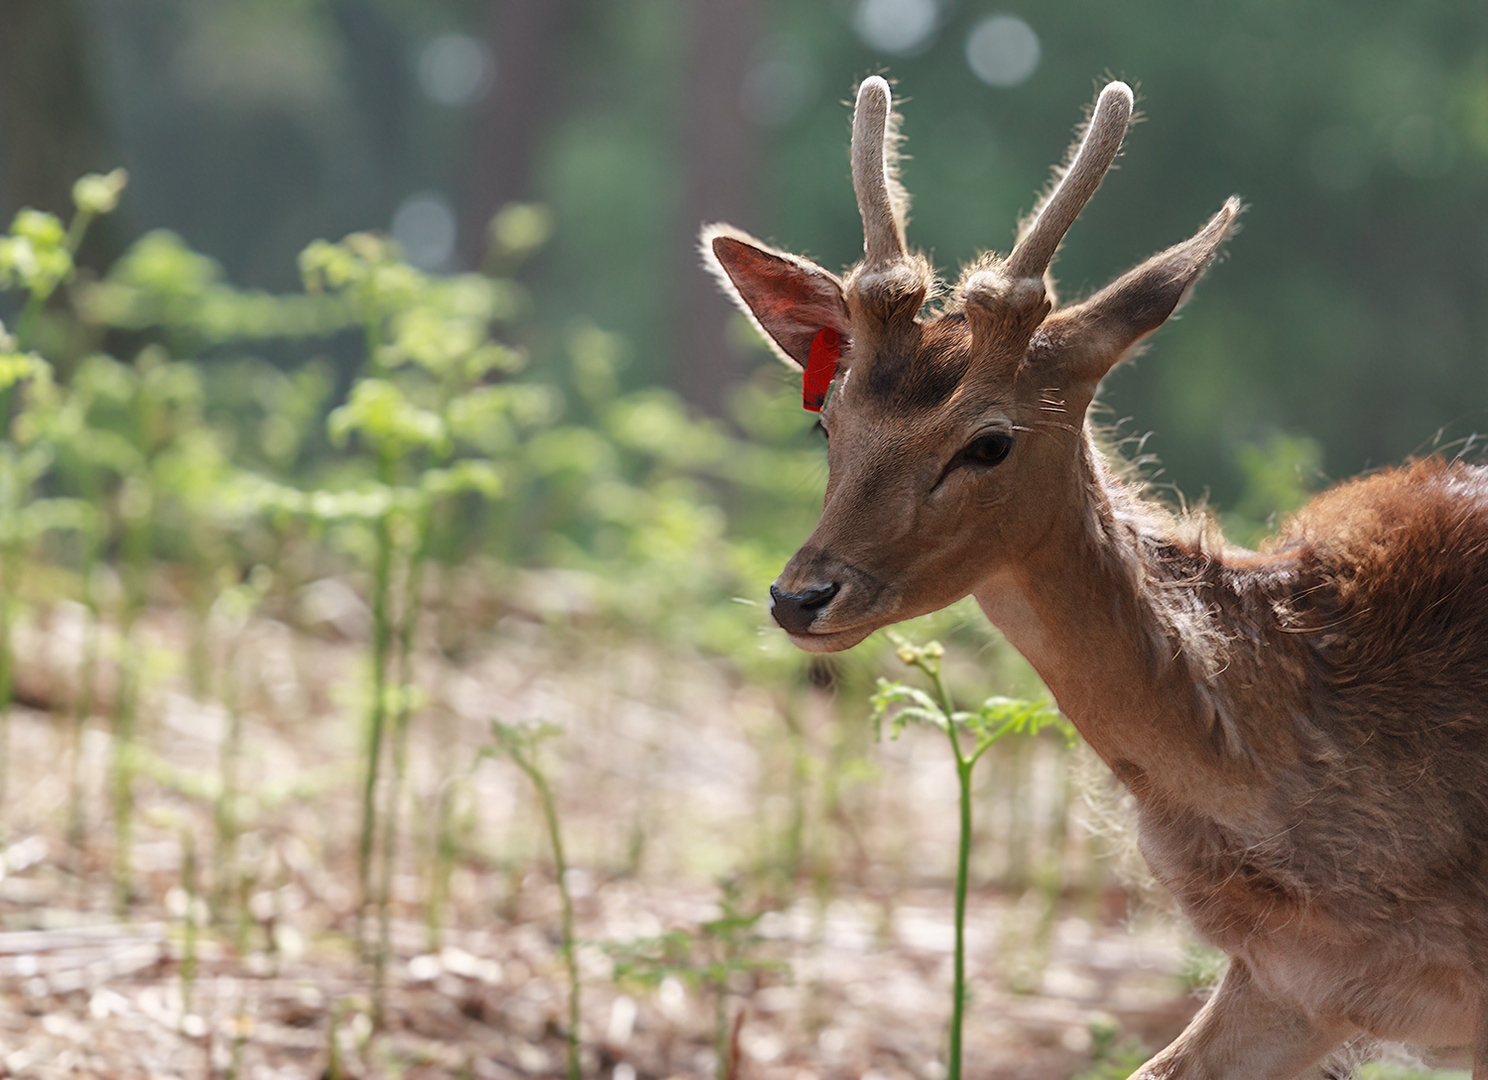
[1130,958,1352,1080]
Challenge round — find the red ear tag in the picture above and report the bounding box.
[803,328,841,412]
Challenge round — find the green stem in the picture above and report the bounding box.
[0,537,14,831]
[714,984,730,1080]
[13,202,91,355]
[215,632,245,950]
[426,777,456,953]
[13,293,44,357]
[375,496,434,1019]
[507,738,581,1080]
[181,828,198,1024]
[112,502,149,916]
[355,306,391,972]
[779,704,808,880]
[928,660,970,1080]
[948,752,973,1080]
[68,527,102,859]
[65,208,96,257]
[358,452,395,970]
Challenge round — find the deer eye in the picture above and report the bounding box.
[959,433,1013,467]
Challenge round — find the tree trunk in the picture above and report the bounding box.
[0,0,119,263]
[674,0,760,415]
[459,0,587,265]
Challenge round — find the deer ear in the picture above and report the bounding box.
[1034,198,1241,385]
[703,225,850,372]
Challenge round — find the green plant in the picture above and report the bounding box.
[606,879,788,1080]
[486,720,582,1080]
[1178,941,1229,994]
[179,827,200,1027]
[0,172,126,827]
[871,633,1072,1080]
[208,565,274,947]
[1357,1064,1469,1080]
[425,765,476,953]
[0,169,126,353]
[1068,1016,1150,1080]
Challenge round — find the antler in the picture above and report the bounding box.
[1005,81,1134,281]
[852,77,906,271]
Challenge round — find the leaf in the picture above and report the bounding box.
[72,170,129,217]
[419,460,502,500]
[10,209,67,249]
[16,497,103,541]
[0,228,72,298]
[327,378,449,458]
[965,695,1073,756]
[0,351,49,392]
[870,678,951,739]
[488,718,562,756]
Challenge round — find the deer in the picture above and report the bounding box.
[702,76,1488,1078]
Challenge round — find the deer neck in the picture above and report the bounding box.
[972,437,1275,817]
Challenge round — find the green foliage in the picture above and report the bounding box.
[16,1,1480,514]
[70,169,127,218]
[873,633,1072,1080]
[607,888,786,996]
[0,209,73,304]
[1357,1065,1468,1080]
[1178,942,1229,994]
[486,721,582,1080]
[81,229,352,340]
[1227,432,1325,546]
[607,880,787,1080]
[1067,1016,1151,1080]
[487,203,553,264]
[873,636,1072,761]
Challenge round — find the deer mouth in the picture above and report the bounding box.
[783,623,879,654]
[770,555,893,650]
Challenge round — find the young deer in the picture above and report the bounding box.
[703,78,1488,1078]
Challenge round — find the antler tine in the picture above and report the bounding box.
[1005,81,1134,281]
[852,77,907,271]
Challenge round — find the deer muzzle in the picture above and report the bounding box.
[769,547,891,651]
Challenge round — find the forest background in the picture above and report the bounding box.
[9,0,1487,494]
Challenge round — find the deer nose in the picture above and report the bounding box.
[769,581,841,634]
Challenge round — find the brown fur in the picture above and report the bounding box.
[1080,456,1488,1057]
[704,78,1488,1077]
[861,314,973,409]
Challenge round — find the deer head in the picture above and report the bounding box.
[704,78,1239,652]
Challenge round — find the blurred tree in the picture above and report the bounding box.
[459,0,592,265]
[1,0,1481,510]
[675,0,761,413]
[0,0,121,268]
[330,0,414,189]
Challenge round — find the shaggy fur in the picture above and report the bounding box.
[1088,454,1488,1050]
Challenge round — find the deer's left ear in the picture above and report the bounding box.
[703,225,850,372]
[1032,198,1241,386]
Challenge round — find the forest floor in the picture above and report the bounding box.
[0,580,1217,1079]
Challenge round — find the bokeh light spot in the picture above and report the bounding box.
[741,42,817,128]
[853,0,939,57]
[418,33,495,107]
[965,15,1040,88]
[392,192,457,270]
